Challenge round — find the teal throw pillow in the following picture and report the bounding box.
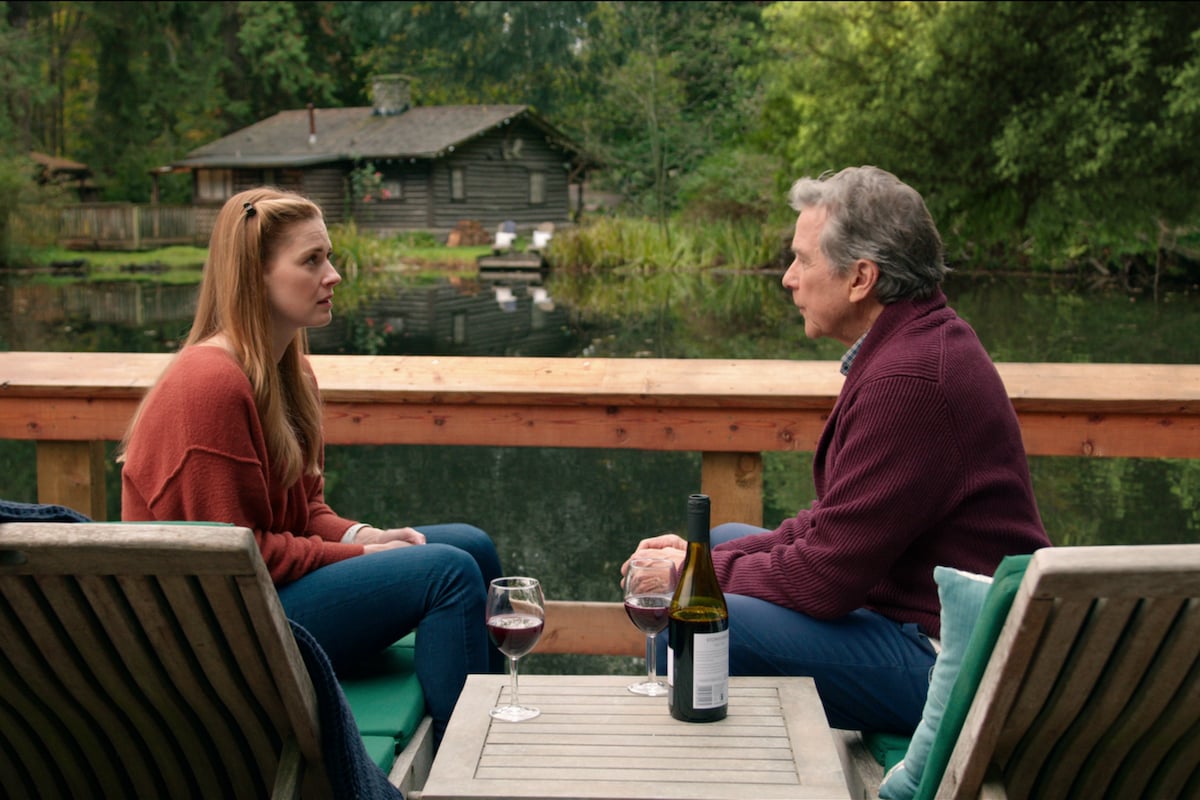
[878,566,993,800]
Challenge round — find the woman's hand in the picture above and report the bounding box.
[358,525,426,553]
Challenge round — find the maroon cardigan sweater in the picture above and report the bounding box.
[712,290,1050,637]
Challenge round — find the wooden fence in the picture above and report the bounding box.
[3,352,1198,656]
[29,204,212,250]
[4,352,1199,520]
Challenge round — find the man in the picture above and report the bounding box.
[624,166,1050,733]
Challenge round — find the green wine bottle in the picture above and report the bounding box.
[668,493,729,722]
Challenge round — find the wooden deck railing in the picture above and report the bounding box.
[3,352,1199,656]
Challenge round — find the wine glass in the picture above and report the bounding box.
[623,556,678,696]
[486,576,545,722]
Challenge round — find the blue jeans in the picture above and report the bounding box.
[277,523,503,739]
[655,522,936,734]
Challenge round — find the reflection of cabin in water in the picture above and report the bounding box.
[4,278,576,356]
[309,280,574,357]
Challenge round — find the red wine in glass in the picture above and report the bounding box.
[487,613,544,659]
[624,594,671,635]
[486,576,545,722]
[623,557,678,696]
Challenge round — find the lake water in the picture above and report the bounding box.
[2,270,1197,674]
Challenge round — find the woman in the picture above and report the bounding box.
[119,187,501,741]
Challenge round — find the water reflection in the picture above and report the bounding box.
[0,280,197,352]
[0,277,583,357]
[2,270,1198,674]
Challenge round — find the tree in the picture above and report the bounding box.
[1,2,65,263]
[17,1,87,157]
[565,1,767,224]
[335,1,596,111]
[84,1,352,202]
[758,1,1200,271]
[233,1,341,114]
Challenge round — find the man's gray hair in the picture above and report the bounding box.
[788,166,948,303]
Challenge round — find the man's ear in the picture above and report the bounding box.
[848,259,879,303]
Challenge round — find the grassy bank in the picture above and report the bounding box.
[14,224,495,287]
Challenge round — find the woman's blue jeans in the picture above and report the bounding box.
[277,523,503,739]
[653,522,937,734]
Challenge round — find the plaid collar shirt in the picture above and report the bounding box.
[840,331,869,376]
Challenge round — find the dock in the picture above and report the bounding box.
[476,251,548,283]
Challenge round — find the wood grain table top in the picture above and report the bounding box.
[419,674,849,800]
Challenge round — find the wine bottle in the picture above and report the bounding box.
[667,493,729,722]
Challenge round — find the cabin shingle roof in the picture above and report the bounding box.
[172,105,580,169]
[30,151,90,172]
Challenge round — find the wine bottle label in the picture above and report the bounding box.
[690,629,729,709]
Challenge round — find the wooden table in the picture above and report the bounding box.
[418,674,849,800]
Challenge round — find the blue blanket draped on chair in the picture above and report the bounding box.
[290,622,405,800]
[0,498,92,523]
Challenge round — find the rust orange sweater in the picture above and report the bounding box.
[121,346,363,585]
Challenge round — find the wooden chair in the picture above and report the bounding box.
[0,522,432,800]
[530,221,555,251]
[838,544,1200,799]
[493,220,517,252]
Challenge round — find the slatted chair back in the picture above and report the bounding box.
[0,522,331,800]
[939,544,1200,799]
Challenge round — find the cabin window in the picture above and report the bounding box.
[529,172,546,205]
[451,168,466,202]
[381,178,403,201]
[197,169,233,202]
[452,311,468,343]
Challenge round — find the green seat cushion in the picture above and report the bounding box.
[339,633,426,756]
[865,731,912,774]
[880,565,996,799]
[360,735,401,772]
[912,554,1033,800]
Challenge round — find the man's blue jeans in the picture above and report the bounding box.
[277,523,503,738]
[654,522,936,734]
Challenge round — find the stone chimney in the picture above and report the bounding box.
[371,74,412,116]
